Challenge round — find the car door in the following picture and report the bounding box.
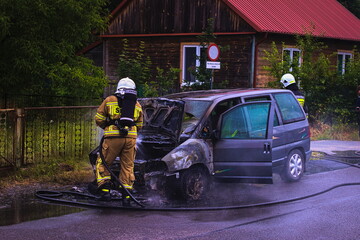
[213,101,274,184]
[243,95,286,167]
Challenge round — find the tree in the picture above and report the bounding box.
[185,18,216,90]
[263,33,360,124]
[116,38,181,97]
[0,0,108,101]
[338,0,360,18]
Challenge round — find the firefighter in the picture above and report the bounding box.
[280,73,308,113]
[94,77,143,201]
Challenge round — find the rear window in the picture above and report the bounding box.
[273,93,305,123]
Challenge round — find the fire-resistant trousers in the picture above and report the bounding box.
[96,137,136,189]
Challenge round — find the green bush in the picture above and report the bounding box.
[116,39,180,97]
[263,33,360,125]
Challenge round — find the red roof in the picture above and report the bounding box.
[224,0,360,41]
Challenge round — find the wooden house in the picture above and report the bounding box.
[83,0,360,95]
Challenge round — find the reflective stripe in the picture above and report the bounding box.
[95,113,106,121]
[128,129,137,134]
[104,129,138,136]
[297,97,305,107]
[101,189,110,192]
[134,106,141,119]
[120,117,133,121]
[97,176,111,183]
[123,184,133,189]
[104,130,120,135]
[96,158,111,183]
[106,101,118,106]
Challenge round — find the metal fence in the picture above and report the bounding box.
[0,106,102,168]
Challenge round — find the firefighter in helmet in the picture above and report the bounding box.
[280,73,308,113]
[94,77,143,201]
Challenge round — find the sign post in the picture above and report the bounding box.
[207,44,220,89]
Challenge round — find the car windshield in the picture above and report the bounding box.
[181,99,211,132]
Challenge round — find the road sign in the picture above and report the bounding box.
[207,44,220,61]
[206,61,221,69]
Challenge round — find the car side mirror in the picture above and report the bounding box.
[200,126,211,139]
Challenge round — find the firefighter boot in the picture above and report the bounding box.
[98,182,111,201]
[122,195,131,206]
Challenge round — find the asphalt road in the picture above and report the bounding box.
[1,164,360,240]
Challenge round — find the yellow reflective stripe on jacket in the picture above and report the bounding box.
[134,105,141,119]
[296,97,305,107]
[104,130,121,135]
[95,113,106,121]
[106,101,120,117]
[127,129,137,136]
[104,127,138,137]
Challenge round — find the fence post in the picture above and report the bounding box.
[13,108,25,168]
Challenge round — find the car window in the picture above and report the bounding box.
[210,98,239,129]
[273,93,305,123]
[244,96,279,126]
[220,102,271,139]
[184,100,211,119]
[182,100,211,132]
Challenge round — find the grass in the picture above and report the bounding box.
[310,121,360,141]
[0,157,94,189]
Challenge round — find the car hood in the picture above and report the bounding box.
[138,98,184,141]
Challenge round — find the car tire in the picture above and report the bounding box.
[180,167,210,201]
[281,149,304,182]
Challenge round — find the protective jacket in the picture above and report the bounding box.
[94,94,143,193]
[286,84,308,113]
[95,95,143,138]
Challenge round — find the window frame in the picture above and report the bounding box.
[219,101,272,140]
[180,43,208,86]
[283,47,302,72]
[337,51,353,75]
[273,92,306,124]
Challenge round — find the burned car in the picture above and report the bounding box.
[135,89,311,201]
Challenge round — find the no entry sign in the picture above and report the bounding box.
[207,44,220,61]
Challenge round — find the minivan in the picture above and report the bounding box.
[134,89,311,201]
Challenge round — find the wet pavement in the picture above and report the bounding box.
[1,166,360,239]
[311,140,360,155]
[0,140,359,237]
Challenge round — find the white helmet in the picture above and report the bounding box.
[280,73,296,88]
[115,77,136,93]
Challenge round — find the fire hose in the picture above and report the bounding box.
[36,153,360,211]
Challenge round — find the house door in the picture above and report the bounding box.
[213,101,274,184]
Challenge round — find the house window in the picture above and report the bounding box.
[337,51,352,75]
[283,47,301,72]
[181,44,207,86]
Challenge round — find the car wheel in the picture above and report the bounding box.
[180,167,209,201]
[281,149,304,182]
